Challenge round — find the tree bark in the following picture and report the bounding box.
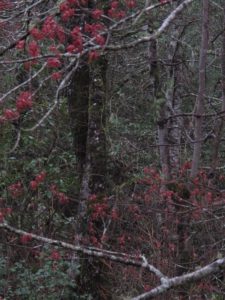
[190,0,209,177]
[68,66,89,183]
[209,5,225,176]
[68,57,109,299]
[148,23,171,180]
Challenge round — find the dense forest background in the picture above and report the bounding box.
[1,0,225,299]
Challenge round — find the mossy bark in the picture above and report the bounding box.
[68,57,110,299]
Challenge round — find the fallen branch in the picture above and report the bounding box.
[0,221,164,279]
[1,221,224,300]
[132,258,225,299]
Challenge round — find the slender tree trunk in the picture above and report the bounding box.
[210,5,225,175]
[190,0,209,177]
[150,17,183,180]
[148,24,171,180]
[166,22,184,176]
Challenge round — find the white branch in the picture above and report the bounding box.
[106,0,195,51]
[1,221,225,300]
[132,258,225,299]
[0,221,163,277]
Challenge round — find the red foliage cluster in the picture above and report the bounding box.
[50,184,70,205]
[28,40,40,57]
[30,27,44,41]
[1,90,32,123]
[3,109,19,121]
[42,16,65,42]
[8,181,24,198]
[47,57,61,68]
[16,91,32,112]
[51,71,62,80]
[30,171,46,191]
[50,249,61,260]
[20,234,32,244]
[108,1,126,19]
[2,0,142,118]
[92,9,103,20]
[88,50,99,63]
[0,0,12,11]
[0,207,12,223]
[16,39,25,50]
[126,0,136,9]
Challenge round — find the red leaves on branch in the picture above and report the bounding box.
[47,57,61,68]
[66,44,76,53]
[30,171,46,191]
[88,50,99,63]
[88,195,110,221]
[35,171,47,183]
[30,181,38,190]
[56,25,66,43]
[16,91,32,112]
[16,40,25,50]
[20,234,32,244]
[0,0,12,11]
[30,27,44,40]
[70,26,83,52]
[92,9,103,20]
[3,109,19,121]
[94,34,105,46]
[50,249,61,260]
[50,184,70,205]
[8,182,24,198]
[126,0,136,9]
[42,16,58,39]
[1,91,32,123]
[57,192,70,205]
[23,60,37,71]
[61,8,75,22]
[28,40,40,57]
[108,1,126,19]
[51,71,62,80]
[111,1,119,9]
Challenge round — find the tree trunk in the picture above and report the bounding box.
[148,23,171,180]
[68,57,109,299]
[210,5,225,176]
[190,0,209,177]
[68,65,89,183]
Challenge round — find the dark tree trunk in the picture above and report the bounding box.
[68,65,89,183]
[68,57,109,299]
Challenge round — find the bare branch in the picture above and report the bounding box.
[0,221,163,278]
[1,221,225,300]
[106,0,195,51]
[132,258,225,299]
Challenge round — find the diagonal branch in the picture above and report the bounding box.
[1,221,225,299]
[0,221,164,279]
[132,257,225,299]
[106,0,195,51]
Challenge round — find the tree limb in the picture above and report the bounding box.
[1,221,225,299]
